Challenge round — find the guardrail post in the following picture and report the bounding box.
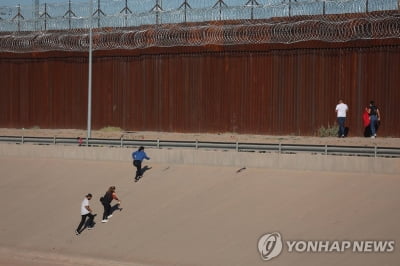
[21,135,24,144]
[195,140,198,149]
[278,142,281,154]
[157,139,160,149]
[120,136,123,147]
[325,144,328,155]
[53,136,56,145]
[374,145,377,158]
[236,141,239,152]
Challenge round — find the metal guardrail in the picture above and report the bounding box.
[1,135,399,158]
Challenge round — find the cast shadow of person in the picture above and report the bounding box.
[136,165,152,182]
[110,204,122,215]
[81,214,97,233]
[142,165,152,175]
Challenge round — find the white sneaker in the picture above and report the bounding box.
[101,219,108,223]
[107,215,113,219]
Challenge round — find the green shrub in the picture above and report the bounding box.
[317,123,339,137]
[100,126,122,132]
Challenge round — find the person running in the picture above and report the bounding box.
[132,146,150,181]
[100,186,121,223]
[75,193,95,235]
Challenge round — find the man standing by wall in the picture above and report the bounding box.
[335,99,349,138]
[368,100,381,138]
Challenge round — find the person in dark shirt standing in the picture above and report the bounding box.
[368,100,381,139]
[132,146,150,181]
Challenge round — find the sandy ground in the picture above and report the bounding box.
[0,155,399,266]
[1,128,400,147]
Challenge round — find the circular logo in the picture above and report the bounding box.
[258,232,283,261]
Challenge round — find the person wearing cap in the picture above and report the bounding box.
[132,146,150,181]
[75,193,95,235]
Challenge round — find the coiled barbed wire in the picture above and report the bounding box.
[0,11,399,53]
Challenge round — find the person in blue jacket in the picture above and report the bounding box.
[132,146,150,181]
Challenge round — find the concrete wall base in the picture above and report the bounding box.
[0,143,398,175]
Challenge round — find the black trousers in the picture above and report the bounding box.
[133,160,142,178]
[102,202,111,220]
[76,213,95,232]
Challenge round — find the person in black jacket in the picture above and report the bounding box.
[100,186,120,223]
[367,101,381,139]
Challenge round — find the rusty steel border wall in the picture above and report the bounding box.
[1,13,400,137]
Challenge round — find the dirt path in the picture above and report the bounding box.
[0,156,399,266]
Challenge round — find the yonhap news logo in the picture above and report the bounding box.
[258,232,395,261]
[257,232,283,261]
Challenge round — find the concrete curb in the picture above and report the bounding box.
[0,143,398,175]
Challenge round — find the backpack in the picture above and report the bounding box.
[100,192,112,204]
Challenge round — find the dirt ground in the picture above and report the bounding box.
[0,155,399,266]
[1,128,400,147]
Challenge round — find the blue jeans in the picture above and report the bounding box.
[337,117,346,137]
[370,115,378,136]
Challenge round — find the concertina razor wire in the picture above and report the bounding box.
[0,0,399,53]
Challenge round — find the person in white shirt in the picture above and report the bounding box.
[335,99,349,138]
[75,193,95,235]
